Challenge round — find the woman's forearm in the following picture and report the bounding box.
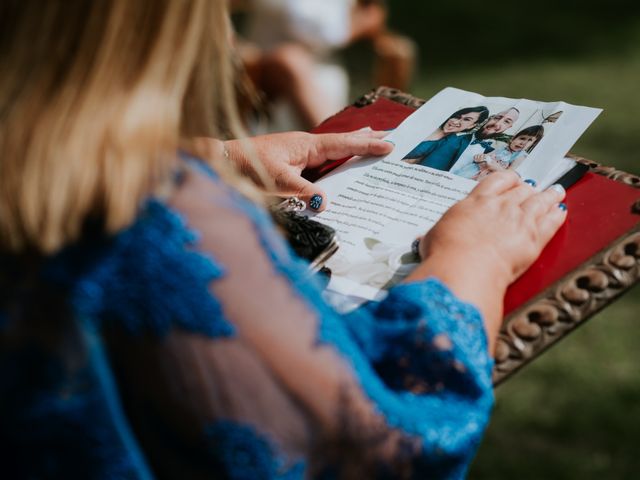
[404,250,509,355]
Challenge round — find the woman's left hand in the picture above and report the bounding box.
[188,130,393,211]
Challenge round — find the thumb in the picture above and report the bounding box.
[281,174,327,212]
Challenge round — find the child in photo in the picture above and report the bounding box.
[452,125,544,180]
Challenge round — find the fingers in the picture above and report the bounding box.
[317,131,394,160]
[535,200,568,245]
[521,184,566,218]
[471,170,521,197]
[502,182,538,205]
[276,172,328,212]
[518,184,567,253]
[350,128,389,139]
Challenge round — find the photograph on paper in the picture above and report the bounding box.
[312,87,601,308]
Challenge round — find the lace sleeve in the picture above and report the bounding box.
[344,280,493,398]
[84,161,494,479]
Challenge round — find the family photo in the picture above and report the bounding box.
[402,103,564,181]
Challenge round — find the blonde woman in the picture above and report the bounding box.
[0,1,568,478]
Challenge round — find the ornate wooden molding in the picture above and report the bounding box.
[493,158,640,384]
[570,154,640,190]
[354,86,426,109]
[489,155,640,383]
[361,87,640,385]
[493,162,640,383]
[493,226,640,384]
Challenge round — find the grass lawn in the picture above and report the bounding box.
[471,289,640,479]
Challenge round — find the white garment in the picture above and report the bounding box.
[244,0,353,131]
[265,64,349,132]
[247,0,355,53]
[449,136,496,173]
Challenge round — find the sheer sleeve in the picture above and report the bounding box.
[81,160,494,479]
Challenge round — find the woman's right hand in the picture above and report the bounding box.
[405,172,567,353]
[185,130,392,212]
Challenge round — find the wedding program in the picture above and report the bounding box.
[311,87,601,309]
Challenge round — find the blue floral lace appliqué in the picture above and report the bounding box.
[58,200,234,338]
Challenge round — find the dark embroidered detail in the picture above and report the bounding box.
[271,210,337,265]
[0,348,138,478]
[204,420,305,479]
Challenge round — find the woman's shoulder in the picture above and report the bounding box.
[47,157,270,338]
[71,154,309,339]
[51,200,228,338]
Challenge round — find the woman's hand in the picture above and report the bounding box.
[405,172,567,353]
[485,158,506,173]
[187,130,392,211]
[473,153,487,164]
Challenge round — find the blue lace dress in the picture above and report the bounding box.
[0,158,494,479]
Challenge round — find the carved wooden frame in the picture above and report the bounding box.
[354,86,640,385]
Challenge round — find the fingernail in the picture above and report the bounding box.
[383,139,395,146]
[548,184,565,196]
[411,238,421,257]
[558,202,567,212]
[309,194,323,210]
[524,178,537,187]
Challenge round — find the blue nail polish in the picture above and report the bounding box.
[383,139,395,146]
[558,202,567,212]
[411,238,421,257]
[309,194,323,210]
[524,178,537,187]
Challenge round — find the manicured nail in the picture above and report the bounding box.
[558,202,567,212]
[524,178,537,187]
[411,238,421,257]
[383,139,395,146]
[309,194,323,211]
[548,184,565,196]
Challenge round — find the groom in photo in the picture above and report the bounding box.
[447,107,520,173]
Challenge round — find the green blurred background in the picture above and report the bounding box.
[348,1,640,478]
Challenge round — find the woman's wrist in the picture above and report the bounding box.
[182,137,250,175]
[222,140,247,171]
[404,248,511,355]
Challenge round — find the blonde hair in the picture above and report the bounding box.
[0,0,246,254]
